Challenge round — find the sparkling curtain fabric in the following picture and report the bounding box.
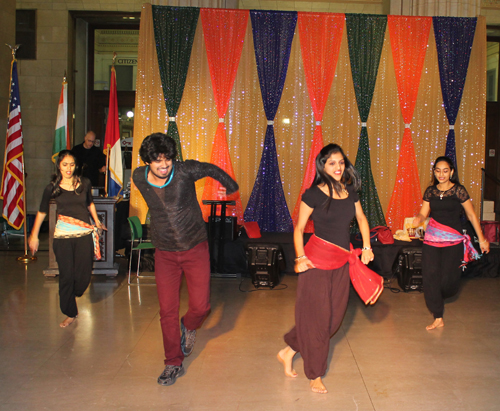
[433,17,477,168]
[131,4,168,220]
[346,14,387,230]
[291,12,345,232]
[243,11,297,232]
[152,5,200,160]
[385,16,432,233]
[131,7,485,232]
[200,8,248,224]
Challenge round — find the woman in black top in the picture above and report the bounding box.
[277,144,374,394]
[413,156,489,330]
[29,150,104,328]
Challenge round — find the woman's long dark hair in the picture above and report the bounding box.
[50,150,81,198]
[431,156,460,185]
[312,144,361,210]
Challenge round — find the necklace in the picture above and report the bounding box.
[60,179,75,190]
[437,184,453,200]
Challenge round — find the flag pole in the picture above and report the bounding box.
[17,151,35,262]
[105,145,109,197]
[104,52,117,198]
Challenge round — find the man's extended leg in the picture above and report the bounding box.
[155,249,184,366]
[180,241,211,355]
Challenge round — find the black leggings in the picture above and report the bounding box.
[53,235,94,318]
[421,243,463,318]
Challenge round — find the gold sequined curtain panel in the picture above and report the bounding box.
[131,4,169,221]
[131,8,485,224]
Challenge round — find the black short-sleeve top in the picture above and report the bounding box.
[39,177,94,223]
[302,184,358,249]
[422,184,469,233]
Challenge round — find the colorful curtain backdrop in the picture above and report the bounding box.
[131,5,486,234]
[291,12,345,232]
[152,5,200,160]
[385,16,432,233]
[433,17,477,169]
[346,14,387,230]
[243,11,297,232]
[200,8,248,224]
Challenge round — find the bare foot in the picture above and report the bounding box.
[426,317,444,331]
[310,377,328,394]
[277,346,298,378]
[60,316,77,328]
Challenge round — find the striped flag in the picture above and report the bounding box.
[1,60,25,230]
[52,79,70,162]
[103,66,123,198]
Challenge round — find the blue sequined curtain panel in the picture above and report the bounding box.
[346,14,387,231]
[243,10,297,232]
[433,17,477,169]
[152,5,200,160]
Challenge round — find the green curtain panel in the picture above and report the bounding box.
[152,5,200,160]
[346,14,387,230]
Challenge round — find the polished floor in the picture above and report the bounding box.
[1,243,500,410]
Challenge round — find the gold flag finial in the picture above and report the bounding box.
[5,43,21,59]
[112,52,117,66]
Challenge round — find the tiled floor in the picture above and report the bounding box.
[1,244,500,410]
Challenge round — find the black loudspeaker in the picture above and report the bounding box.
[207,216,237,241]
[246,243,285,288]
[393,248,423,292]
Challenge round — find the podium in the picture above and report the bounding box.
[43,197,119,277]
[202,199,236,277]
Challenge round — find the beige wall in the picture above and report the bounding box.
[8,0,500,214]
[483,2,500,24]
[0,0,16,198]
[239,0,387,14]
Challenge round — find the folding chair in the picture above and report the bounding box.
[127,216,155,284]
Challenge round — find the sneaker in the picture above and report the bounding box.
[157,364,185,386]
[180,320,196,357]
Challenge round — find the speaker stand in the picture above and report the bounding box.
[202,199,237,277]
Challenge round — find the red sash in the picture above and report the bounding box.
[304,235,383,305]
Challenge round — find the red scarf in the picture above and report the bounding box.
[304,235,383,305]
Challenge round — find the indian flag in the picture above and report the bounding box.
[52,79,70,162]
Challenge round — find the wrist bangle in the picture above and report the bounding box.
[362,247,372,251]
[480,240,488,244]
[295,255,307,262]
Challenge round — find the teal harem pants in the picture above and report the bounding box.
[284,263,350,380]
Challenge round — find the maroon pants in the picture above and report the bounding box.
[155,241,211,366]
[284,264,350,379]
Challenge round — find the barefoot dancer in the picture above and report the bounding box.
[29,150,105,328]
[413,156,489,331]
[278,144,375,394]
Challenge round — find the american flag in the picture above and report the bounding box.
[1,60,25,230]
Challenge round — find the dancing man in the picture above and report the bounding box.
[133,133,239,386]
